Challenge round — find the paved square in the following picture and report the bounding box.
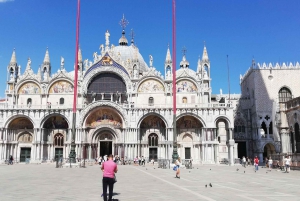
[0,163,299,201]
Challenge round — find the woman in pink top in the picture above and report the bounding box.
[101,154,118,201]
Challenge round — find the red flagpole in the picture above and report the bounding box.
[172,0,176,113]
[172,0,178,161]
[69,0,80,164]
[73,0,80,113]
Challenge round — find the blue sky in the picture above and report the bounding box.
[0,0,300,98]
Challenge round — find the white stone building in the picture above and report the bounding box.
[0,25,236,165]
[237,61,300,162]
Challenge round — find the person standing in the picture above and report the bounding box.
[101,154,118,201]
[242,156,246,168]
[175,157,181,179]
[141,156,145,166]
[98,156,102,165]
[254,156,259,171]
[9,155,13,165]
[268,157,273,170]
[284,155,291,173]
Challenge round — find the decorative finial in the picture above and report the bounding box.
[105,30,110,46]
[130,29,135,44]
[182,46,187,56]
[119,14,129,30]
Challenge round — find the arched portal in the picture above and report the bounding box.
[7,117,34,163]
[263,143,276,159]
[95,132,115,158]
[41,115,69,160]
[18,133,33,162]
[148,133,159,161]
[140,115,166,161]
[215,117,233,164]
[54,133,64,160]
[176,115,203,160]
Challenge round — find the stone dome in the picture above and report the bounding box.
[114,44,149,73]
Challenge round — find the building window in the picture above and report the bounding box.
[261,122,267,135]
[54,133,64,147]
[148,97,154,106]
[59,98,64,105]
[27,98,32,105]
[148,133,158,146]
[269,121,273,134]
[234,119,245,133]
[278,87,292,103]
[182,97,187,103]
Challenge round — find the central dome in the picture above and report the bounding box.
[114,44,149,73]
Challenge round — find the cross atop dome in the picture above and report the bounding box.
[119,14,129,46]
[182,46,187,56]
[119,14,129,30]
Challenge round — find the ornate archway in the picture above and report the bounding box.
[263,143,276,159]
[139,115,167,161]
[176,115,203,160]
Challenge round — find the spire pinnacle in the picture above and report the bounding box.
[202,45,209,61]
[78,47,82,62]
[165,44,172,62]
[43,48,50,63]
[10,48,17,63]
[130,29,135,44]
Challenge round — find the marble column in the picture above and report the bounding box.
[88,145,92,159]
[0,144,2,160]
[201,145,204,163]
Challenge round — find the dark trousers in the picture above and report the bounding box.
[103,177,114,201]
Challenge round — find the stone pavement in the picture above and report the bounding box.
[0,163,300,201]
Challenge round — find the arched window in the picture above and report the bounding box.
[27,98,32,105]
[148,97,154,106]
[269,121,273,134]
[54,134,64,147]
[278,87,292,103]
[234,119,245,133]
[182,97,187,103]
[59,98,64,105]
[261,122,267,135]
[148,133,158,146]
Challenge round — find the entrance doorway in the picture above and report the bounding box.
[100,141,112,157]
[149,148,157,161]
[55,148,63,160]
[20,148,31,162]
[185,147,191,159]
[263,143,276,159]
[237,142,247,159]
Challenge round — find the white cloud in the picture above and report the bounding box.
[0,0,14,3]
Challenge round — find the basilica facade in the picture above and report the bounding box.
[0,27,236,165]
